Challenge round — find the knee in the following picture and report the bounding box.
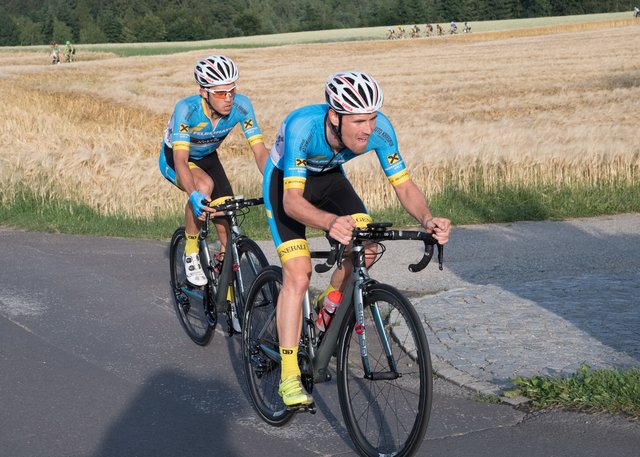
[194,176,214,196]
[283,266,311,296]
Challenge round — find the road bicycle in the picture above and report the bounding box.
[242,222,443,457]
[169,196,268,345]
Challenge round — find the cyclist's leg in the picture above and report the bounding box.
[160,147,212,285]
[276,255,313,406]
[264,162,313,407]
[191,153,235,254]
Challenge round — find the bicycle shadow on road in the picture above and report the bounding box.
[92,369,242,457]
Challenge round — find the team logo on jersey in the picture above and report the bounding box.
[179,123,189,133]
[190,122,208,132]
[387,153,400,165]
[295,158,307,167]
[244,119,254,129]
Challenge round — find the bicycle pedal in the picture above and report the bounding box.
[287,402,316,414]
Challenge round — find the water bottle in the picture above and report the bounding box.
[316,290,343,333]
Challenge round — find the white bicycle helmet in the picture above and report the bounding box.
[194,55,239,87]
[325,71,384,114]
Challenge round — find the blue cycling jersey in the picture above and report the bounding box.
[162,93,263,161]
[268,104,410,191]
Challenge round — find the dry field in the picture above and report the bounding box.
[1,20,639,219]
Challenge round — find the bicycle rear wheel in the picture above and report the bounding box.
[242,266,293,426]
[169,227,215,345]
[234,237,269,327]
[336,284,432,457]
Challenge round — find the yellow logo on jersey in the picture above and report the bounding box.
[179,123,189,133]
[244,119,254,129]
[190,122,208,132]
[295,159,307,167]
[387,153,400,165]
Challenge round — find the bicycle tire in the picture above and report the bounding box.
[169,227,215,346]
[234,237,269,327]
[336,283,432,457]
[242,266,293,426]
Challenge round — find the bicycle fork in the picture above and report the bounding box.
[352,247,399,381]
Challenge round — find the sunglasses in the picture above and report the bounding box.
[204,85,237,99]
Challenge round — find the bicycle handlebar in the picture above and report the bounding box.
[201,196,264,236]
[314,223,444,274]
[203,196,264,213]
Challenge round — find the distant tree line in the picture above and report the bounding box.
[0,0,637,46]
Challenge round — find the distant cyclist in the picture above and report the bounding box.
[64,41,75,63]
[50,41,60,64]
[159,55,268,286]
[262,71,452,407]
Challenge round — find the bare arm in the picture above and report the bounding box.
[173,149,197,195]
[250,141,269,175]
[394,179,452,244]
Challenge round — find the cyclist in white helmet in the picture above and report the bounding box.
[263,71,452,408]
[159,55,268,286]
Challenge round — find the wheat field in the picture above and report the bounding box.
[1,20,639,219]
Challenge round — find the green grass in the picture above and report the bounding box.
[507,364,640,417]
[2,180,639,241]
[1,11,633,57]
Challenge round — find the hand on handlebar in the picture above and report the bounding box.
[189,190,208,218]
[328,215,356,245]
[423,217,452,245]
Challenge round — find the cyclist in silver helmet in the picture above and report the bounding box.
[159,55,268,286]
[262,71,452,407]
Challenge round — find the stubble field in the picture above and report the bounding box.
[1,19,638,221]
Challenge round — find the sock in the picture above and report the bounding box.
[280,346,300,380]
[185,232,199,256]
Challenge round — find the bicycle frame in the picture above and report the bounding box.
[199,197,265,325]
[305,243,372,383]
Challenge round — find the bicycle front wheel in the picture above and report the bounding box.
[169,227,215,345]
[234,237,269,326]
[242,266,293,426]
[337,284,432,457]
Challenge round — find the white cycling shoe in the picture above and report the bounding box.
[184,253,207,286]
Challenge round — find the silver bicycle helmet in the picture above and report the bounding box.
[325,71,384,114]
[194,55,239,87]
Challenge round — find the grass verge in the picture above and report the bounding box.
[1,181,639,241]
[507,364,640,418]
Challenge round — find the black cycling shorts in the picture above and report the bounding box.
[161,144,233,201]
[264,163,370,263]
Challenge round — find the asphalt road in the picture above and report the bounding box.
[1,216,639,457]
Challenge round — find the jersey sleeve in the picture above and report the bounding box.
[169,100,193,153]
[372,114,411,187]
[282,116,316,191]
[236,95,264,147]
